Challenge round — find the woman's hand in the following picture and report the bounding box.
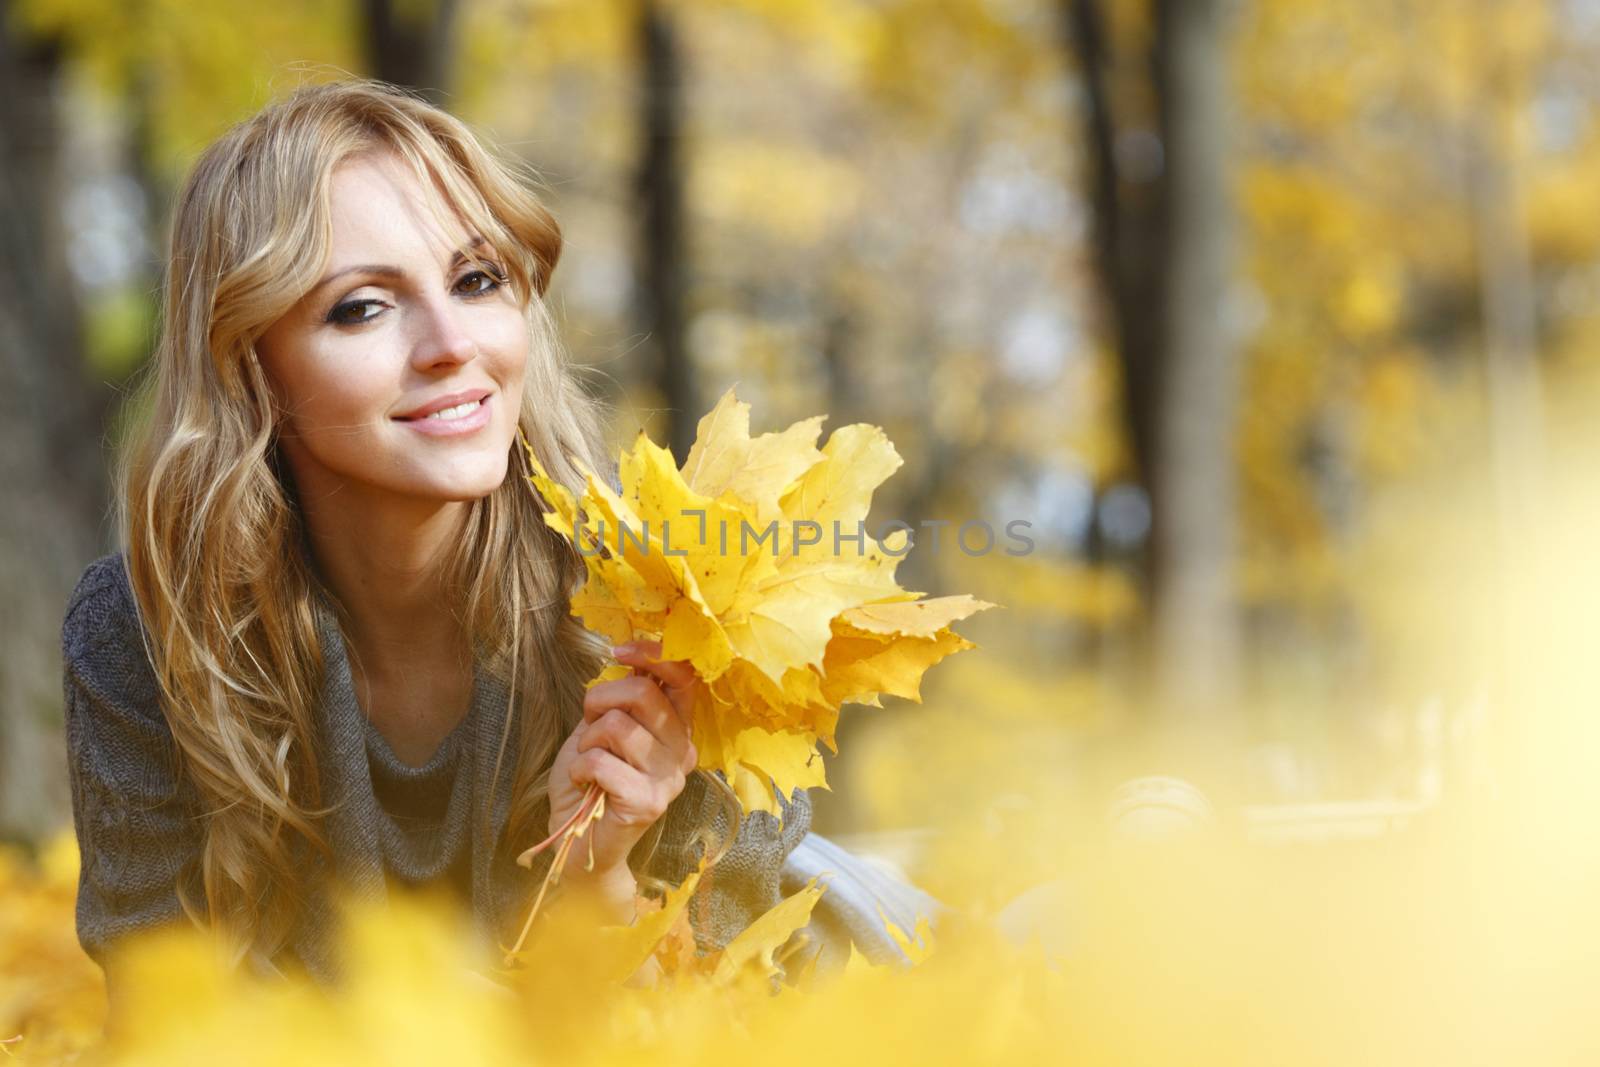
[545,639,703,893]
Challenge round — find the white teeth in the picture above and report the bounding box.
[425,399,482,421]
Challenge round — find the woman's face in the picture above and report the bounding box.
[256,151,528,509]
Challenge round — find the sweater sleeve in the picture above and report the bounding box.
[697,783,813,955]
[642,773,813,955]
[61,554,205,969]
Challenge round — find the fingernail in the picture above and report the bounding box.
[612,643,634,656]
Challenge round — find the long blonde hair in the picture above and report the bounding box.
[115,78,733,970]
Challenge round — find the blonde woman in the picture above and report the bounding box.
[59,79,810,997]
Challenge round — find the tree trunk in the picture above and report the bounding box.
[1468,33,1543,546]
[633,0,695,464]
[0,17,112,842]
[1063,0,1241,717]
[361,0,460,104]
[1149,0,1241,717]
[1065,0,1167,504]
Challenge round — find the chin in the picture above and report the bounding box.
[430,457,513,502]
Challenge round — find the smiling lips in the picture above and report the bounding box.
[393,387,493,420]
[394,392,494,436]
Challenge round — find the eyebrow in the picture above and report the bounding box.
[311,235,493,296]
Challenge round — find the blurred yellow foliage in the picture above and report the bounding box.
[0,836,105,1064]
[693,140,863,244]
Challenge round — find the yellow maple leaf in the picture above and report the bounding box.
[839,594,997,637]
[712,877,827,985]
[696,696,831,811]
[818,596,997,710]
[518,388,994,823]
[593,865,706,985]
[879,908,937,966]
[681,387,827,528]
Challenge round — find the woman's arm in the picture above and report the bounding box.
[561,778,814,983]
[546,637,814,966]
[687,782,814,955]
[60,556,204,1014]
[639,771,814,958]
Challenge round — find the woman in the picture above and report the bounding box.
[59,78,810,995]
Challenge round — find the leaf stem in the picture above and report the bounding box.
[503,783,607,964]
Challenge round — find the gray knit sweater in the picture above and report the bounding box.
[61,552,811,985]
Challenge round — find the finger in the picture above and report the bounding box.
[634,724,692,785]
[583,676,688,752]
[571,749,668,825]
[613,640,699,697]
[575,715,692,802]
[613,646,702,734]
[577,708,656,773]
[585,674,673,726]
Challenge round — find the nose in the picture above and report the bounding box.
[408,291,479,370]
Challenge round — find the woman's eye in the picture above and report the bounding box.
[457,267,506,297]
[327,299,384,326]
[324,266,505,326]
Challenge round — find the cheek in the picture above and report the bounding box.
[488,319,531,387]
[276,358,387,439]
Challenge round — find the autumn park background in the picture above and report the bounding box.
[4,0,1600,1061]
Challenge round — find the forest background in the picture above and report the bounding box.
[3,0,1593,913]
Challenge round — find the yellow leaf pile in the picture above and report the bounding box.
[13,834,1085,1067]
[509,850,832,992]
[0,834,958,1067]
[523,389,995,819]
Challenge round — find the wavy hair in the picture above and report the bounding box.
[114,78,736,971]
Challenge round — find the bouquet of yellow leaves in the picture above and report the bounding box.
[512,389,992,940]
